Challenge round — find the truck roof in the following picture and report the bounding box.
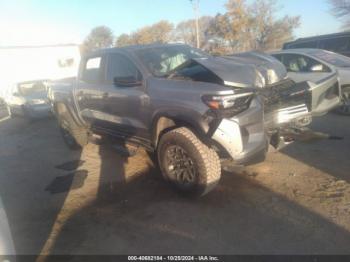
[86,43,189,56]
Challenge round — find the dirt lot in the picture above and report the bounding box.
[0,108,350,256]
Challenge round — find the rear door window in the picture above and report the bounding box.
[81,56,103,84]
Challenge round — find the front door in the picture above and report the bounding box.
[97,52,150,140]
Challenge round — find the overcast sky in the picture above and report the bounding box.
[0,0,343,46]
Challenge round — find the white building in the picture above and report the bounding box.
[0,44,81,98]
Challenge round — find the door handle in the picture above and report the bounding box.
[102,92,109,99]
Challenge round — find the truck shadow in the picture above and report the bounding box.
[280,113,350,183]
[0,116,84,257]
[1,113,350,258]
[44,149,350,256]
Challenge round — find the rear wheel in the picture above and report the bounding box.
[56,104,89,150]
[157,127,221,196]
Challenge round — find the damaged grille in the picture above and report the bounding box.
[260,79,311,113]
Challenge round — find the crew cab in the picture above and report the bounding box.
[48,44,340,196]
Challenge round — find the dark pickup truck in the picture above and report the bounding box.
[48,44,340,196]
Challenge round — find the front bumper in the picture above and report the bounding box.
[211,75,341,164]
[212,97,269,164]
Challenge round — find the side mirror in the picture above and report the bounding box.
[113,76,142,87]
[310,64,324,72]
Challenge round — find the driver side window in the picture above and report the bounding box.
[106,53,142,85]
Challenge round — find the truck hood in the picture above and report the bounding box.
[191,52,287,88]
[192,57,263,88]
[227,51,288,86]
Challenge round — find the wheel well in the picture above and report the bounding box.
[153,116,207,148]
[55,102,68,115]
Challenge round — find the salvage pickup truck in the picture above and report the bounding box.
[48,44,340,196]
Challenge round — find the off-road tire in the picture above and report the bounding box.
[56,104,88,150]
[157,127,221,196]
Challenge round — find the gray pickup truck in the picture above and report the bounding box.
[48,44,340,196]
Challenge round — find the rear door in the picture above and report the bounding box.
[75,55,105,126]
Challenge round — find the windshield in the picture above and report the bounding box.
[308,50,350,68]
[136,45,210,77]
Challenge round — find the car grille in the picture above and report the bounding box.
[260,79,311,113]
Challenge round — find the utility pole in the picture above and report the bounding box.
[190,0,200,48]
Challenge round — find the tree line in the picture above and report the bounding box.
[82,0,302,54]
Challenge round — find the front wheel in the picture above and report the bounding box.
[157,127,221,196]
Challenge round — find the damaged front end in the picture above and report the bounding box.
[167,52,340,164]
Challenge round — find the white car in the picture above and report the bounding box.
[271,49,350,115]
[6,80,51,119]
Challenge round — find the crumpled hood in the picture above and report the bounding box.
[227,51,288,86]
[192,52,287,88]
[192,57,261,88]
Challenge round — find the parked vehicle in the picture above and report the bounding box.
[283,32,350,57]
[0,44,81,100]
[271,49,349,115]
[6,80,51,118]
[48,44,340,196]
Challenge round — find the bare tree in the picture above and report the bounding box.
[115,20,174,46]
[249,0,300,50]
[329,0,350,30]
[82,26,114,53]
[206,0,254,53]
[175,16,213,48]
[206,0,300,53]
[115,34,133,47]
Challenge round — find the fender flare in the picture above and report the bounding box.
[150,110,210,147]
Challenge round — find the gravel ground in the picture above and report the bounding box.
[0,109,350,257]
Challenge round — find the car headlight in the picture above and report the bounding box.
[202,91,254,117]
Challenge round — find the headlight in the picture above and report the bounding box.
[202,92,254,117]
